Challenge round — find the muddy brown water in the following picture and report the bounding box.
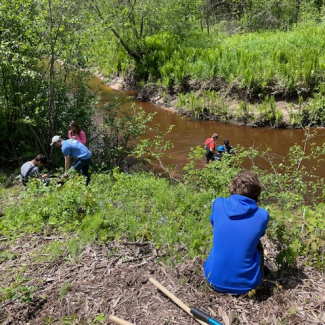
[92,77,325,177]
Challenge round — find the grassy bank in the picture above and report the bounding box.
[1,148,325,322]
[1,148,325,272]
[91,22,325,128]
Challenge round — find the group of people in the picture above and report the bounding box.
[21,125,269,295]
[21,121,92,186]
[205,133,235,163]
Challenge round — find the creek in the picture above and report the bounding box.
[91,76,325,177]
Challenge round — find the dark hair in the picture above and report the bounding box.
[229,170,262,202]
[70,121,81,135]
[35,154,47,164]
[224,139,230,146]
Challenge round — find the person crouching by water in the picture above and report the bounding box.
[205,133,219,163]
[224,139,236,155]
[51,135,92,186]
[204,170,269,295]
[21,154,49,186]
[68,121,86,145]
[211,145,225,161]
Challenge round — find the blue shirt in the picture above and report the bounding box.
[61,139,92,160]
[204,194,269,294]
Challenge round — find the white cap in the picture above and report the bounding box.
[50,135,62,146]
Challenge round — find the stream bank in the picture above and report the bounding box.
[93,72,325,178]
[106,75,303,129]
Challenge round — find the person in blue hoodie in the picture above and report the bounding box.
[204,170,269,295]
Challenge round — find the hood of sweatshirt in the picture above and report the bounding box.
[223,194,258,220]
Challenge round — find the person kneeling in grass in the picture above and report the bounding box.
[51,135,92,186]
[204,170,269,295]
[21,154,49,186]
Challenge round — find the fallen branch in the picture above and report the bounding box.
[109,315,134,325]
[149,277,206,325]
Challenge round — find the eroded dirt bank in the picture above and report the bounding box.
[107,76,299,128]
[0,236,324,324]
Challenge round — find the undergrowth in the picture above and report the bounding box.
[1,141,325,271]
[0,172,212,259]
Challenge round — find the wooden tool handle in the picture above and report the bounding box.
[149,277,206,325]
[109,315,134,325]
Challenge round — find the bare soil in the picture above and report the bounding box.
[0,235,324,325]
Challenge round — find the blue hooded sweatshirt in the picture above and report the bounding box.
[204,194,269,294]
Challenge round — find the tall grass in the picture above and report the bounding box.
[142,23,325,93]
[88,21,325,126]
[175,90,287,125]
[175,90,231,120]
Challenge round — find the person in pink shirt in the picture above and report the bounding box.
[68,121,86,145]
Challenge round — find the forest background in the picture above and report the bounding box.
[2,0,325,163]
[0,1,325,322]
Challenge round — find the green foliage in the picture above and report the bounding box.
[133,125,175,176]
[83,0,201,79]
[267,205,325,270]
[88,14,325,127]
[267,208,302,269]
[67,238,81,259]
[254,130,325,269]
[259,137,325,209]
[236,101,254,122]
[0,250,18,263]
[0,275,37,303]
[302,205,325,269]
[183,145,258,194]
[175,90,231,120]
[0,173,15,189]
[255,95,285,127]
[94,101,155,170]
[182,138,325,270]
[0,0,95,165]
[297,87,325,127]
[91,314,106,324]
[1,171,214,258]
[240,0,298,30]
[1,139,325,271]
[44,242,67,260]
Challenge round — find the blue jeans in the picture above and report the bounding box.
[70,157,92,186]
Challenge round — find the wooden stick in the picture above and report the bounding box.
[109,315,134,325]
[149,277,206,325]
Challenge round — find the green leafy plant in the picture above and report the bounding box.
[0,0,95,165]
[259,133,325,208]
[0,275,37,304]
[91,313,106,324]
[93,101,154,171]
